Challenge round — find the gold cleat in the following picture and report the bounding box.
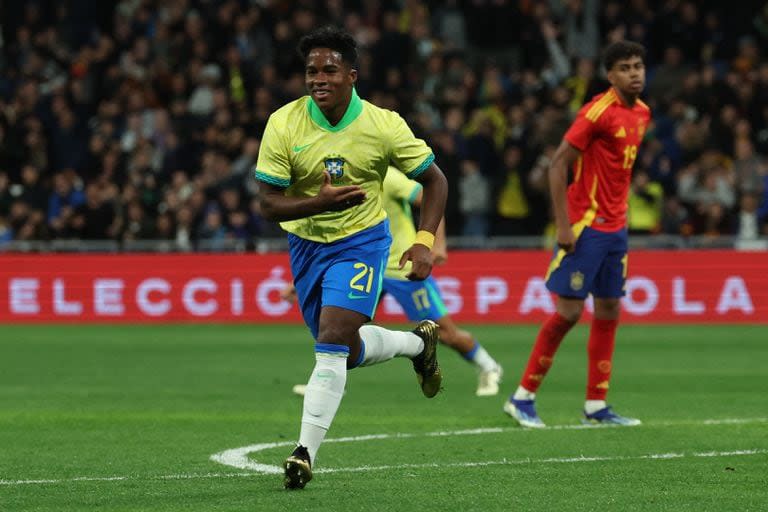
[283,445,312,489]
[410,320,442,398]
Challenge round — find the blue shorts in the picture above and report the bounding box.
[381,275,448,322]
[288,220,390,339]
[545,226,628,299]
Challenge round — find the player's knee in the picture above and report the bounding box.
[557,303,584,324]
[594,299,621,319]
[316,324,357,346]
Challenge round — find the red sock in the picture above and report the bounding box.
[519,313,573,392]
[586,318,619,400]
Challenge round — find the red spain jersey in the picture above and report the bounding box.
[563,87,652,232]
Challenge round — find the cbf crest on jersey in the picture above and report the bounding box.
[324,156,345,184]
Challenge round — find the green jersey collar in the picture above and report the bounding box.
[307,88,363,132]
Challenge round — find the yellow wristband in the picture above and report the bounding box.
[414,230,435,250]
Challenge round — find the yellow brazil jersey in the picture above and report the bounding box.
[382,166,422,280]
[255,89,434,243]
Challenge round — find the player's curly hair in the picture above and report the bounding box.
[297,26,358,67]
[602,40,646,71]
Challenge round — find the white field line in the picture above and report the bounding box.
[316,449,768,474]
[3,449,766,487]
[209,416,768,473]
[1,417,766,487]
[0,472,256,486]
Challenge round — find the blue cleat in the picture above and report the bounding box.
[582,406,641,426]
[503,398,546,428]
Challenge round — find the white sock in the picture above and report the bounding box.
[469,344,499,372]
[298,351,348,464]
[358,324,423,367]
[584,400,607,415]
[513,385,536,401]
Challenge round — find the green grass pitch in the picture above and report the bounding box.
[1,324,766,511]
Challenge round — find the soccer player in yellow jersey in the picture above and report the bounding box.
[381,167,503,396]
[254,26,448,489]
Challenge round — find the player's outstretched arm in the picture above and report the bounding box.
[548,140,581,253]
[259,171,367,222]
[399,163,448,280]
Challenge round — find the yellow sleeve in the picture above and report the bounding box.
[384,167,422,204]
[388,113,434,179]
[254,114,291,188]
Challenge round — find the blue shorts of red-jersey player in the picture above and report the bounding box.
[545,226,628,299]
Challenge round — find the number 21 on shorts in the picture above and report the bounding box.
[349,262,374,293]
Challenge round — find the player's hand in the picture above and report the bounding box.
[317,171,366,211]
[280,284,298,304]
[556,225,576,253]
[399,243,433,281]
[540,20,558,40]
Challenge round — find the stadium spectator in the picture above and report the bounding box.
[71,182,117,240]
[8,199,44,241]
[0,215,11,245]
[154,211,175,242]
[628,169,663,234]
[458,158,490,237]
[493,144,532,236]
[733,138,765,195]
[173,205,194,251]
[737,192,761,240]
[196,204,227,249]
[122,200,155,241]
[660,196,692,236]
[0,171,13,216]
[0,1,766,248]
[47,171,85,237]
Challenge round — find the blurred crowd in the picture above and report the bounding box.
[1,0,768,250]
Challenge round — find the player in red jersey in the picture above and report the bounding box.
[504,41,651,427]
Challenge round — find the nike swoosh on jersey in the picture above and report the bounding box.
[293,143,313,153]
[347,292,368,300]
